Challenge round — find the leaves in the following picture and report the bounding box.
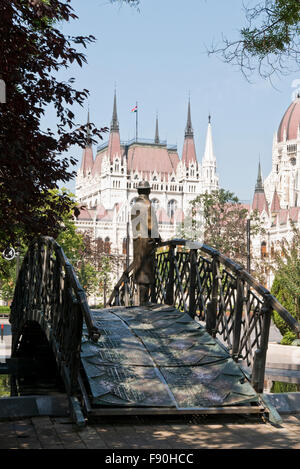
[181,189,263,267]
[271,224,300,341]
[0,0,107,250]
[209,0,300,81]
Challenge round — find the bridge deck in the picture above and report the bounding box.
[80,305,263,416]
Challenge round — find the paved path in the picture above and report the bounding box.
[0,413,299,449]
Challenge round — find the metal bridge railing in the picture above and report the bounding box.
[10,236,100,394]
[109,238,300,394]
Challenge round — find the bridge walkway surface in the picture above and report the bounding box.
[79,304,264,418]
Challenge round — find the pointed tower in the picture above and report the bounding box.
[108,90,121,161]
[203,114,216,163]
[201,115,218,192]
[80,110,94,176]
[252,161,269,214]
[154,114,160,144]
[270,187,281,213]
[181,98,197,166]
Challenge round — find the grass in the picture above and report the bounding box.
[0,306,10,316]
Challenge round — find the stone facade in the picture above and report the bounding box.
[250,95,300,287]
[75,93,219,260]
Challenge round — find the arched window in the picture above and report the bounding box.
[167,199,177,218]
[261,241,267,259]
[151,198,160,211]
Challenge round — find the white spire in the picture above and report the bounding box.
[203,115,216,162]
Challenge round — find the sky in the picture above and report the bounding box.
[45,0,300,201]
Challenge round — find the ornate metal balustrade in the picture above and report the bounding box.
[109,239,300,393]
[10,236,100,396]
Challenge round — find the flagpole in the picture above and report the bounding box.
[136,101,138,142]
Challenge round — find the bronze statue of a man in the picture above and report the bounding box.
[131,181,161,305]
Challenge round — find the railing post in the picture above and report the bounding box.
[124,277,129,307]
[251,294,272,393]
[206,256,218,337]
[114,287,120,306]
[150,279,156,304]
[232,274,244,361]
[189,250,197,318]
[166,245,175,305]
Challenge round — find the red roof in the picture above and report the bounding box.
[271,189,281,212]
[156,207,171,224]
[108,130,121,161]
[181,136,197,166]
[80,146,94,175]
[96,204,107,220]
[168,151,180,172]
[277,96,300,142]
[76,207,92,220]
[92,152,103,177]
[127,144,178,175]
[279,209,288,225]
[252,191,269,214]
[289,206,300,222]
[172,208,185,223]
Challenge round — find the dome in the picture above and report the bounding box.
[277,94,300,142]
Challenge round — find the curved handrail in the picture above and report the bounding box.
[109,237,300,393]
[47,237,100,341]
[156,239,300,335]
[10,236,100,394]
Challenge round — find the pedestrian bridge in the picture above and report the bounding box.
[9,237,300,425]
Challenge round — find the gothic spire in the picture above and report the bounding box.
[86,109,92,147]
[155,114,160,144]
[203,114,216,162]
[271,187,281,212]
[110,89,119,132]
[182,98,197,166]
[108,90,121,161]
[255,160,264,192]
[80,109,94,175]
[252,160,268,214]
[185,98,193,137]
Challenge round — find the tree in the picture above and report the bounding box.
[271,224,300,344]
[179,189,263,268]
[78,232,123,306]
[209,0,300,81]
[0,187,82,300]
[0,187,109,303]
[110,0,140,8]
[0,0,107,252]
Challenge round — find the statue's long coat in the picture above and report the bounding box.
[131,194,160,285]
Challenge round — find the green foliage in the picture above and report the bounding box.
[0,0,107,251]
[0,305,10,315]
[179,189,263,267]
[271,381,300,393]
[0,187,84,302]
[280,331,297,345]
[0,375,10,398]
[210,0,300,80]
[271,225,300,343]
[77,260,100,297]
